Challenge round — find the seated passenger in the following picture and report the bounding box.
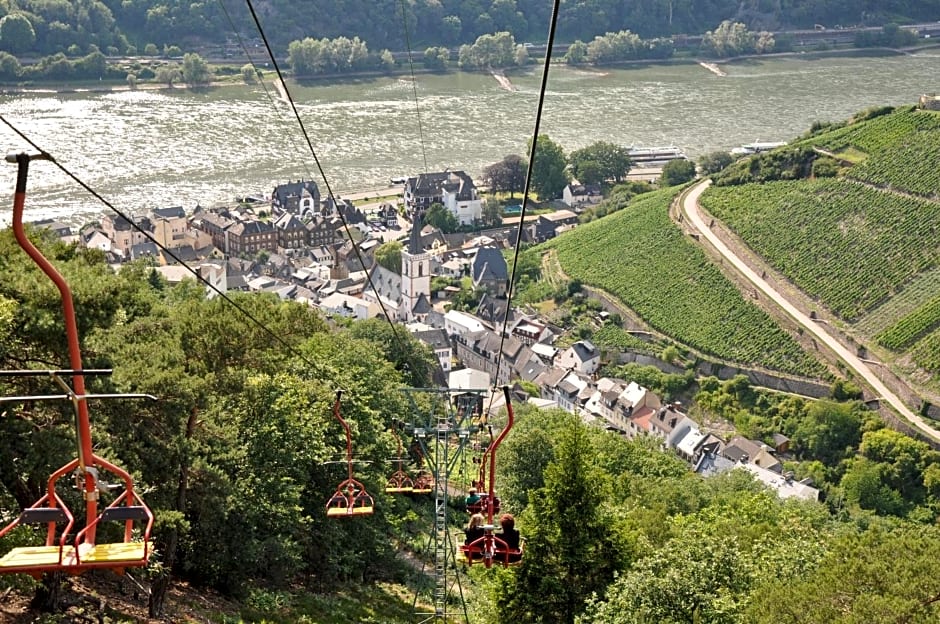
[464,512,485,545]
[497,513,520,550]
[465,487,481,509]
[497,513,522,563]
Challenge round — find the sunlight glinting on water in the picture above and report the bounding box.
[0,52,938,227]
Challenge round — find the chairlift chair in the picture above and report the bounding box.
[324,391,374,517]
[385,425,414,494]
[0,153,154,577]
[458,386,521,569]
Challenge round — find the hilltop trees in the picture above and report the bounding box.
[0,13,35,54]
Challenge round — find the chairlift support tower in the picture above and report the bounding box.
[402,387,485,624]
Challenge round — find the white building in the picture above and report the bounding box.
[444,310,488,337]
[318,292,380,320]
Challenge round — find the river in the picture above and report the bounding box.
[0,50,938,227]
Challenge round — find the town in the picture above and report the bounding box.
[28,167,817,503]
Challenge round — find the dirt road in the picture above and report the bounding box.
[680,179,940,443]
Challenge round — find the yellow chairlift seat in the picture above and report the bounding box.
[412,471,434,494]
[0,498,76,577]
[325,486,374,517]
[73,504,153,571]
[77,541,149,565]
[385,470,414,494]
[0,545,79,576]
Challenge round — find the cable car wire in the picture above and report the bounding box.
[397,0,430,174]
[243,0,414,360]
[216,0,313,172]
[0,116,332,376]
[486,0,562,409]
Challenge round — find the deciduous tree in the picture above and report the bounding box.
[660,158,696,186]
[529,134,568,200]
[482,154,527,197]
[568,141,632,184]
[182,52,211,86]
[0,13,36,54]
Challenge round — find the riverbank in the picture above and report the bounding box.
[1,45,936,96]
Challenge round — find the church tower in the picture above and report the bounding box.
[401,215,431,321]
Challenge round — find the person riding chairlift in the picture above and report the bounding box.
[497,513,522,563]
[464,512,485,551]
[465,487,481,509]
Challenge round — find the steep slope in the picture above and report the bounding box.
[701,104,940,393]
[545,188,828,378]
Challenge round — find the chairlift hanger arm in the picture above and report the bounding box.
[1,152,154,571]
[484,386,513,520]
[0,369,113,377]
[0,393,158,404]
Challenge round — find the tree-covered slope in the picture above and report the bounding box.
[476,402,940,624]
[545,188,827,378]
[0,227,439,614]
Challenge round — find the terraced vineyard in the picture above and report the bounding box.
[876,294,940,350]
[798,106,940,198]
[592,323,651,351]
[853,267,940,338]
[547,189,827,378]
[699,179,940,321]
[911,330,940,374]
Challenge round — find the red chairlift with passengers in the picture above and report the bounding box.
[459,386,522,568]
[385,420,415,494]
[0,153,155,579]
[325,391,375,517]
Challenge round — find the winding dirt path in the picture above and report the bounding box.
[680,179,940,443]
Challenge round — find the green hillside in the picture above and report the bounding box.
[797,105,940,198]
[701,105,940,378]
[699,179,940,321]
[545,188,827,378]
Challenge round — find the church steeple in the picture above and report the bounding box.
[401,214,430,321]
[408,212,423,255]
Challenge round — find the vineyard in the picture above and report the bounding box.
[798,106,940,198]
[546,188,828,378]
[853,267,940,339]
[876,294,940,351]
[592,323,651,351]
[911,330,940,374]
[699,179,940,321]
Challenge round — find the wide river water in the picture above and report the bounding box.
[0,51,938,227]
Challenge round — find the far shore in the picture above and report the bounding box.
[1,45,935,97]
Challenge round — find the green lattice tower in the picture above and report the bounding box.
[404,388,484,624]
